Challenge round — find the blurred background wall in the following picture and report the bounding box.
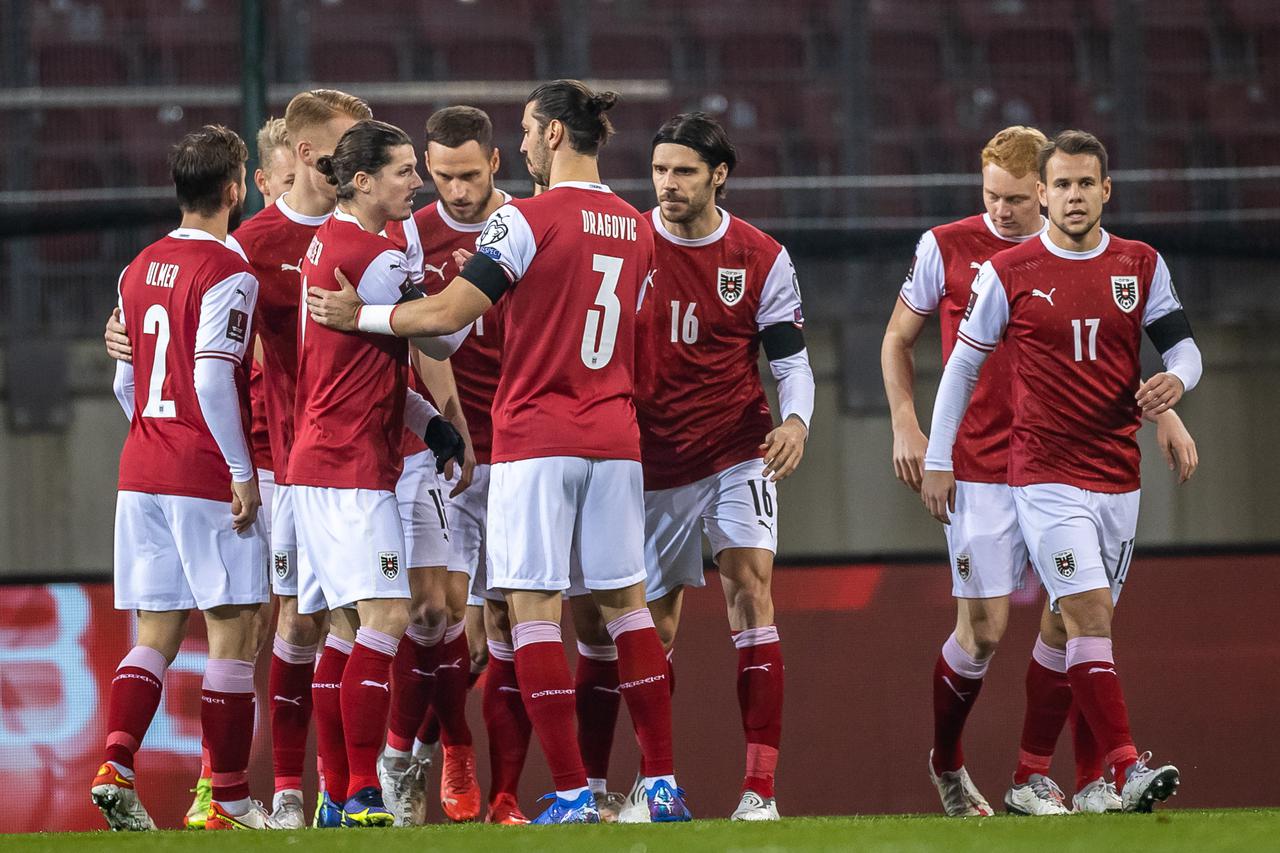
[1,0,1278,574]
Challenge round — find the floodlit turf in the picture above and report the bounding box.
[8,810,1280,852]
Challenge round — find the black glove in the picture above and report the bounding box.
[424,416,466,475]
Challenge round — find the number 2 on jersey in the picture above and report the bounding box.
[581,254,623,370]
[141,304,176,418]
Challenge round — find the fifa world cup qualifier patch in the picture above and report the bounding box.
[1052,549,1077,579]
[226,308,248,343]
[379,551,400,580]
[955,553,972,582]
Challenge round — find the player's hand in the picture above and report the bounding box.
[920,469,956,524]
[1136,372,1184,417]
[105,308,133,363]
[760,415,808,482]
[891,424,929,493]
[306,268,363,331]
[1155,410,1198,484]
[229,477,261,533]
[447,430,477,498]
[452,248,474,269]
[425,415,467,479]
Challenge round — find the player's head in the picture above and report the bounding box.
[651,112,737,224]
[317,120,422,222]
[521,79,617,186]
[253,117,295,207]
[284,89,373,198]
[1037,129,1112,240]
[170,124,248,232]
[423,105,500,224]
[979,125,1046,238]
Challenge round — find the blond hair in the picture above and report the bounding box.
[981,125,1048,179]
[284,89,372,139]
[255,117,290,172]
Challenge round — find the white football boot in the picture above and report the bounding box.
[91,763,157,831]
[730,790,781,821]
[1119,752,1179,813]
[377,749,414,826]
[1004,774,1071,816]
[1072,777,1122,813]
[270,790,307,829]
[594,790,627,823]
[615,773,651,823]
[928,751,994,816]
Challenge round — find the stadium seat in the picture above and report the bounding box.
[684,3,813,83]
[586,4,679,79]
[418,0,544,80]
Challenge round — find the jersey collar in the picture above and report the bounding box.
[436,189,512,233]
[982,212,1048,243]
[168,228,248,261]
[276,193,332,226]
[332,206,376,233]
[650,205,732,247]
[551,180,613,193]
[1039,228,1111,260]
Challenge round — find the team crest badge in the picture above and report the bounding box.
[379,551,400,580]
[1052,549,1077,579]
[273,551,290,580]
[1111,276,1138,313]
[955,553,971,582]
[717,268,746,306]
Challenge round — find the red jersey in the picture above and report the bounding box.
[116,228,257,501]
[288,209,419,491]
[232,195,330,485]
[474,182,653,463]
[959,230,1183,492]
[248,355,272,471]
[635,208,803,490]
[898,213,1044,483]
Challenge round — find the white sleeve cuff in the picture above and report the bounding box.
[357,304,396,335]
[193,357,254,482]
[923,343,989,471]
[404,387,441,437]
[768,348,815,431]
[113,361,135,421]
[1161,337,1202,394]
[411,322,472,361]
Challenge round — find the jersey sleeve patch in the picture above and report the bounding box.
[225,308,248,343]
[898,230,944,315]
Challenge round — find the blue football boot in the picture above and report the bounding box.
[530,789,601,824]
[342,786,395,827]
[647,779,692,822]
[313,791,346,828]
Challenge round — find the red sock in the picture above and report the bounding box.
[735,626,784,798]
[667,653,676,696]
[512,621,587,792]
[200,745,212,779]
[1070,701,1105,792]
[201,659,256,804]
[434,624,474,747]
[1065,637,1139,784]
[312,637,351,800]
[103,646,167,771]
[269,637,315,793]
[342,628,399,798]
[387,626,441,753]
[483,644,532,799]
[575,644,620,780]
[609,610,674,778]
[931,632,989,774]
[1014,640,1073,784]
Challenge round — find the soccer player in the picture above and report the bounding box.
[922,130,1202,813]
[306,80,692,825]
[253,117,296,206]
[379,105,529,826]
[579,112,812,824]
[95,125,274,831]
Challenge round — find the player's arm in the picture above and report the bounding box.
[412,349,475,494]
[402,382,467,483]
[1151,408,1198,483]
[1136,254,1202,417]
[756,249,813,482]
[105,268,133,362]
[194,271,260,531]
[880,231,943,492]
[920,262,1008,523]
[112,360,135,420]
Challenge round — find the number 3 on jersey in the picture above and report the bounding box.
[581,253,622,370]
[141,303,176,418]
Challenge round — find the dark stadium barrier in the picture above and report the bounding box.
[3,553,1276,831]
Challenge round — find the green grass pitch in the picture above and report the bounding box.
[7,811,1280,852]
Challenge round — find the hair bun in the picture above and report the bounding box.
[590,91,619,114]
[315,154,339,185]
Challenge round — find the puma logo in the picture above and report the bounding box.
[742,663,773,674]
[1087,666,1116,676]
[424,260,448,280]
[757,519,774,533]
[280,261,303,274]
[272,695,303,706]
[969,262,982,270]
[1032,287,1056,306]
[360,679,390,692]
[942,675,971,701]
[410,669,437,678]
[435,658,463,673]
[593,685,621,695]
[497,686,521,694]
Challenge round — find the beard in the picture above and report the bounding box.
[227,198,244,233]
[524,143,551,188]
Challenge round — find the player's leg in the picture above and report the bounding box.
[583,459,689,823]
[1017,485,1177,813]
[1005,599,1073,816]
[313,607,355,825]
[480,596,532,824]
[568,592,623,815]
[436,568,482,822]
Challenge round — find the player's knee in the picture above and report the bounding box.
[1058,591,1113,638]
[277,609,322,646]
[654,617,678,651]
[726,582,774,627]
[469,644,489,672]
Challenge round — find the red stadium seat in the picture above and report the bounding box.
[418,0,543,80]
[586,4,678,79]
[685,4,813,82]
[140,0,241,84]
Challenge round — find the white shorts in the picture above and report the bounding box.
[943,481,1030,599]
[397,451,452,569]
[270,483,298,597]
[443,463,502,606]
[258,468,275,536]
[488,457,646,593]
[1012,483,1140,611]
[293,485,411,615]
[642,458,778,602]
[114,491,269,612]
